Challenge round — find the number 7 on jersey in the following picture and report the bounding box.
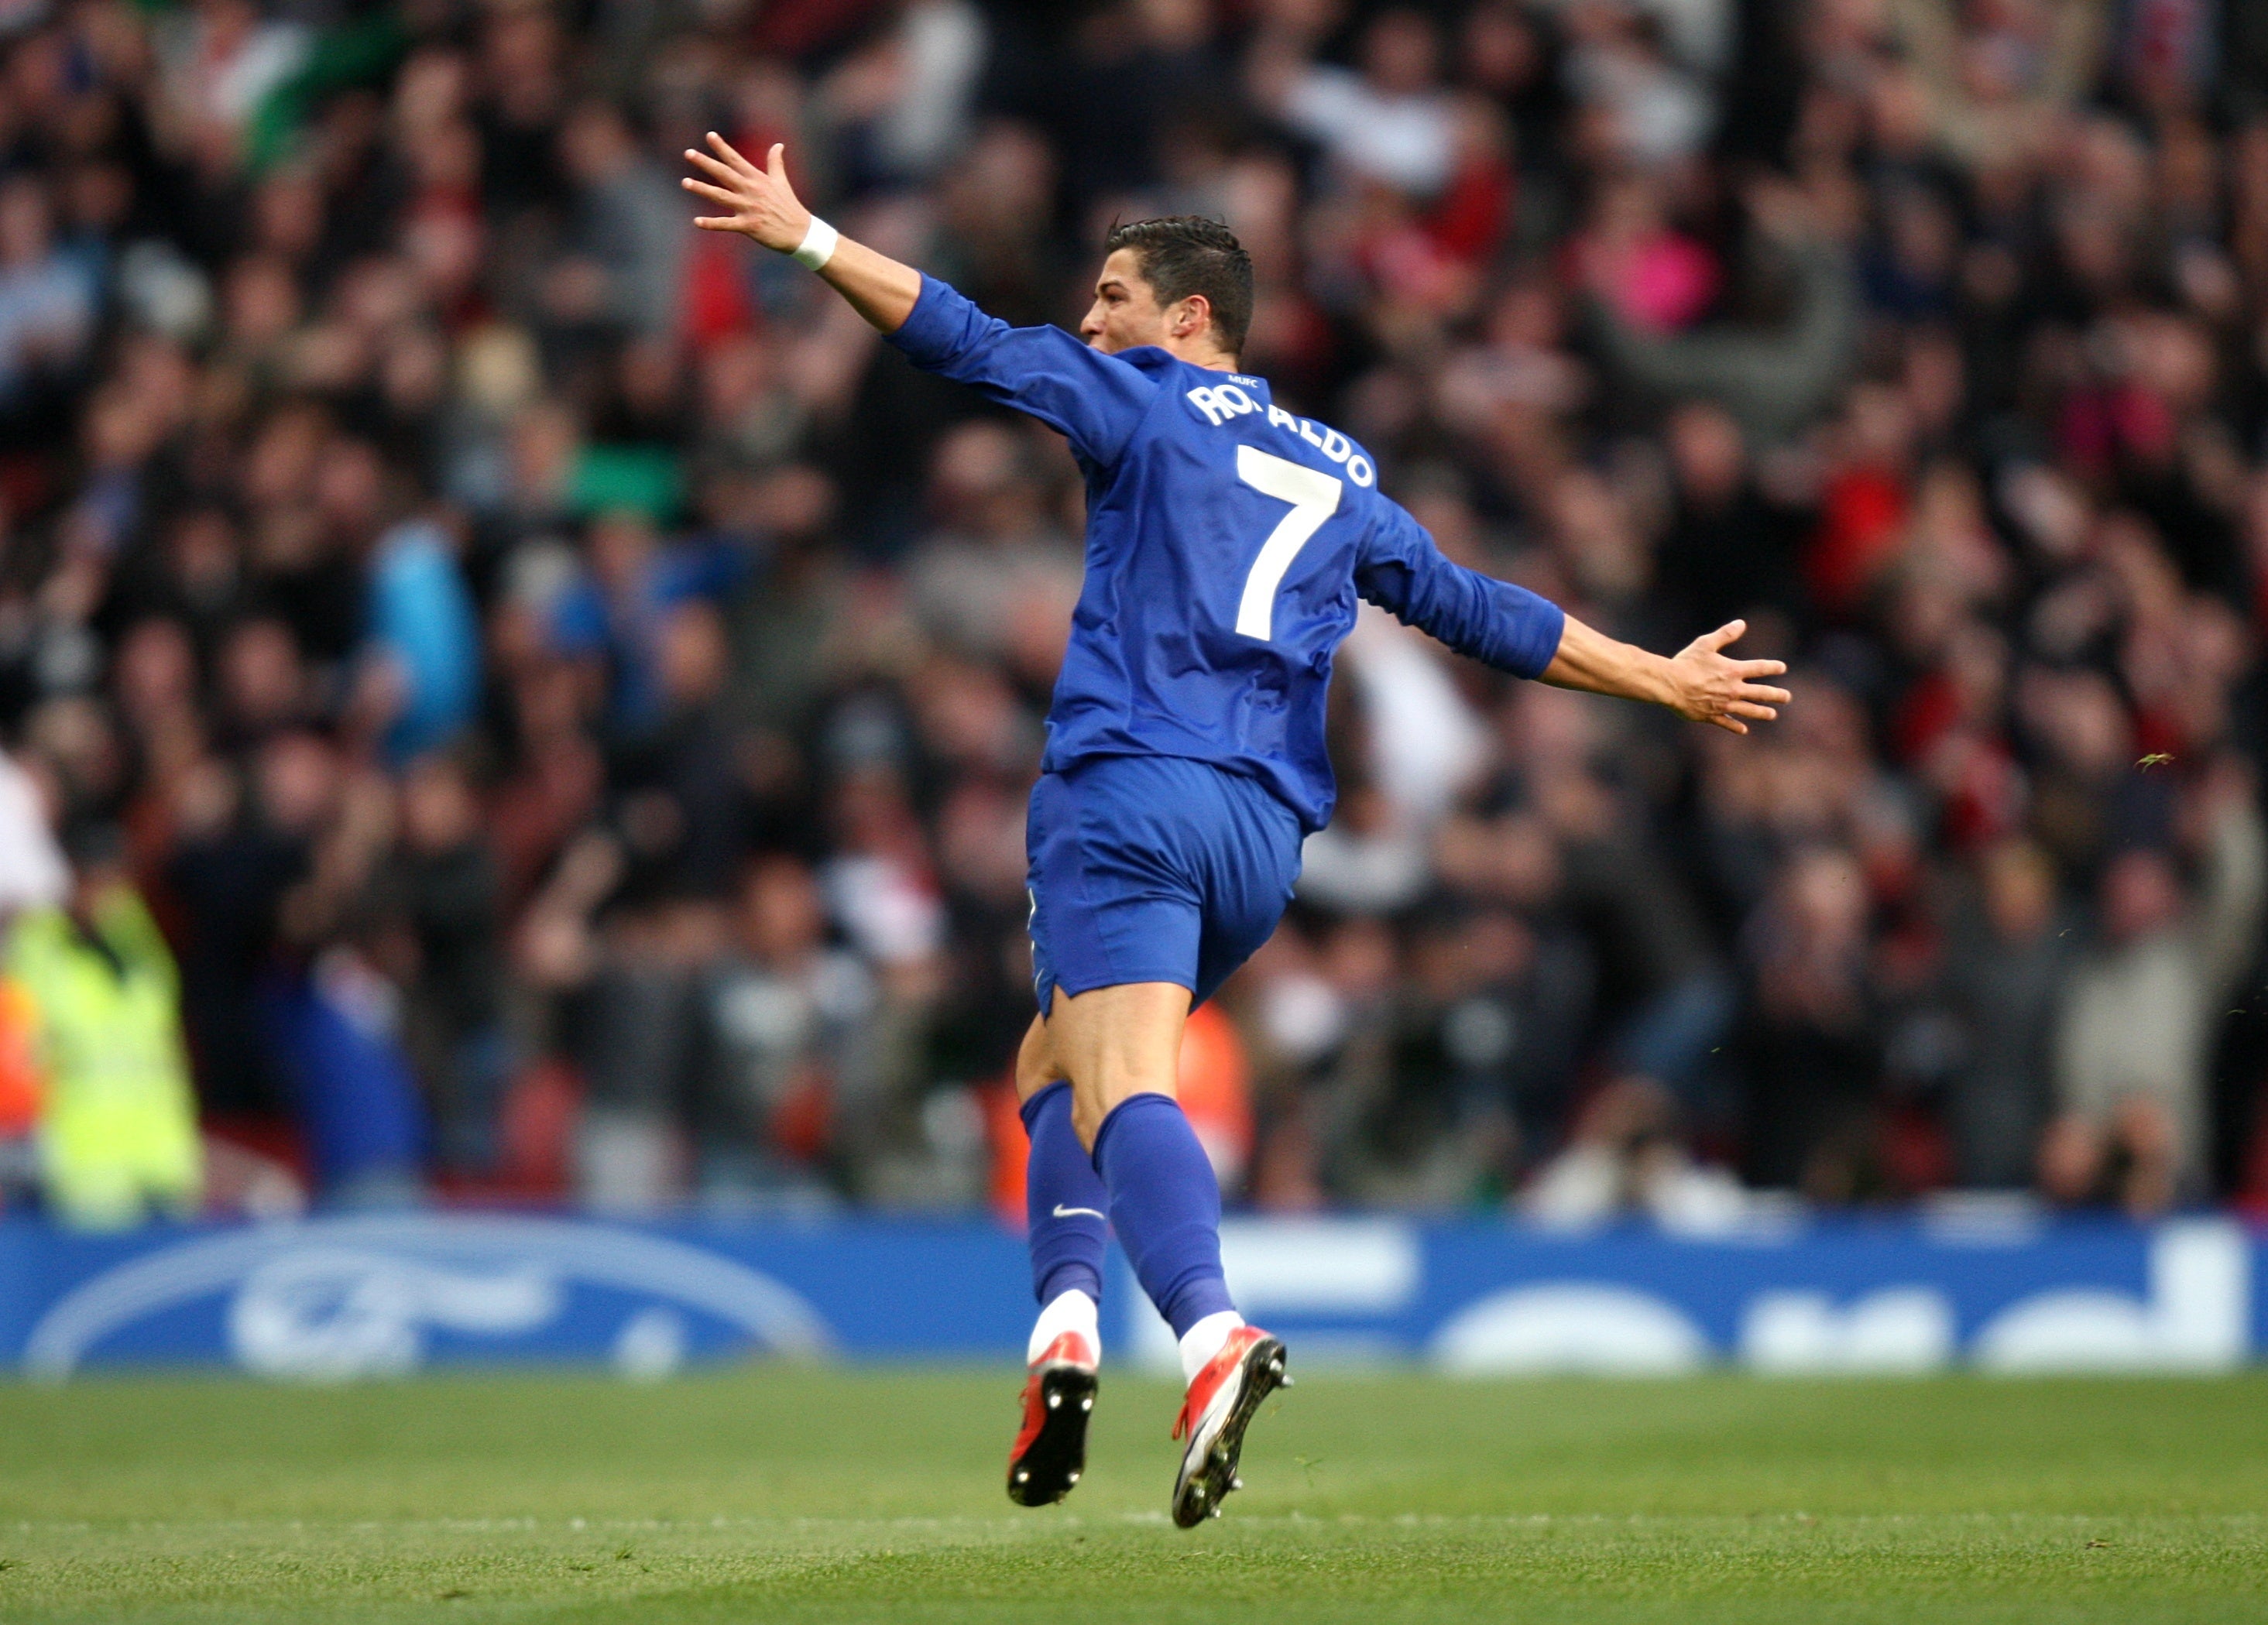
[1234,445,1341,642]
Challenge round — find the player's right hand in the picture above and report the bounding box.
[1666,619,1791,735]
[683,134,811,254]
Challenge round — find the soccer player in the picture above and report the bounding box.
[685,136,1792,1526]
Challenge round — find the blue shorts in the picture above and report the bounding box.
[1027,754,1304,1013]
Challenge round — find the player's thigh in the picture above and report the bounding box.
[1045,979,1193,1146]
[1024,756,1279,1138]
[1025,760,1207,1008]
[1189,764,1306,1008]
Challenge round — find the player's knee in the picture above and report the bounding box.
[1069,1079,1148,1150]
[1071,1079,1179,1152]
[1070,1090,1107,1152]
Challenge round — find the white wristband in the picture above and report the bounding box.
[791,216,838,270]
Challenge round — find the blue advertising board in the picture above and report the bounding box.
[0,1210,2259,1380]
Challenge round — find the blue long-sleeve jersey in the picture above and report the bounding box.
[887,275,1567,833]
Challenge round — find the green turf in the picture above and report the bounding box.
[0,1368,2262,1622]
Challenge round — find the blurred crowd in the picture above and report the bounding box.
[3,0,2268,1226]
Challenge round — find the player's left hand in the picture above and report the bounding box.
[1665,619,1791,735]
[682,134,811,252]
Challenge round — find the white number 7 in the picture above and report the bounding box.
[1234,445,1341,642]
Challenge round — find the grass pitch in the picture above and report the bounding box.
[0,1368,2262,1622]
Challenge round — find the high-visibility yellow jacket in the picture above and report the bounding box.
[9,886,201,1229]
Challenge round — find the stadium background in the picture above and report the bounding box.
[2,0,2268,1364]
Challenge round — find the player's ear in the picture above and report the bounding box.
[1172,293,1212,341]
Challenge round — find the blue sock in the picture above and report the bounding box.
[1021,1082,1107,1306]
[1092,1092,1237,1338]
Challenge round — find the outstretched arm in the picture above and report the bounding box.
[683,133,920,333]
[686,134,1155,469]
[1542,615,1790,735]
[1356,502,1789,733]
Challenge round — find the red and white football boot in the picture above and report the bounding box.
[1007,1330,1099,1507]
[1169,1325,1290,1527]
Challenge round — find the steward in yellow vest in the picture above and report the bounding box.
[10,871,201,1229]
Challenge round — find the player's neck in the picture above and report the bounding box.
[1158,336,1238,372]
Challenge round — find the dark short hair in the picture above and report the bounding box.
[1103,216,1254,356]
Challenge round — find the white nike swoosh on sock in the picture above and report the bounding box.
[1052,1205,1107,1220]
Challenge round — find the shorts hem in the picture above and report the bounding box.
[1039,968,1199,1010]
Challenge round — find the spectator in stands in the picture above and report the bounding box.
[1940,838,2077,1191]
[382,749,508,1181]
[688,853,875,1205]
[1737,846,1885,1201]
[2046,763,2268,1215]
[1586,180,1859,448]
[0,173,97,417]
[363,513,482,766]
[1254,8,1459,199]
[551,99,687,340]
